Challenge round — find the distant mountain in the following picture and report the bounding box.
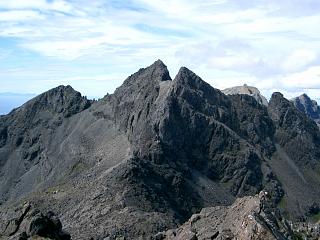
[222,84,268,106]
[291,93,320,127]
[1,60,320,239]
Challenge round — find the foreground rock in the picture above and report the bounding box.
[0,203,70,240]
[155,192,319,240]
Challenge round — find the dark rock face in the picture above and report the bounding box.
[1,60,320,239]
[269,92,320,167]
[228,94,275,157]
[0,202,70,240]
[28,211,70,240]
[159,68,265,197]
[0,85,91,204]
[0,126,7,148]
[110,59,172,159]
[268,92,320,218]
[292,94,320,123]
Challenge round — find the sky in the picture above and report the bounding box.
[0,0,320,114]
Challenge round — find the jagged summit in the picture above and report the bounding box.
[153,59,168,68]
[174,66,207,87]
[118,59,171,87]
[223,84,268,106]
[269,92,285,105]
[8,84,91,118]
[291,93,320,126]
[271,91,283,98]
[112,59,171,104]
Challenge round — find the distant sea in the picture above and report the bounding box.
[0,93,36,115]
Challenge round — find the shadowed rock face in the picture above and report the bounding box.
[269,92,320,167]
[1,202,70,240]
[268,92,320,218]
[1,61,320,239]
[291,93,320,126]
[0,85,92,203]
[158,68,267,198]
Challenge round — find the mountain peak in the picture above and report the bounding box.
[10,84,91,118]
[300,93,310,98]
[53,84,73,90]
[173,66,208,89]
[292,93,320,124]
[38,84,77,97]
[175,66,196,78]
[114,60,171,97]
[153,59,167,68]
[133,59,171,82]
[270,92,284,100]
[295,93,314,104]
[222,84,268,106]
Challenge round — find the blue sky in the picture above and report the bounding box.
[1,0,320,114]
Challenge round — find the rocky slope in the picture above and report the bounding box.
[0,85,92,203]
[156,192,294,240]
[156,191,320,240]
[222,84,268,106]
[1,60,320,239]
[291,93,320,127]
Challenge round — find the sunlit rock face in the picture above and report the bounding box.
[222,84,269,106]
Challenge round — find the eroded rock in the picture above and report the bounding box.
[0,203,70,240]
[155,192,292,240]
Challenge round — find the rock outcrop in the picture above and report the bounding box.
[0,202,70,240]
[222,84,268,106]
[155,192,296,240]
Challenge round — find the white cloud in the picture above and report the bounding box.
[0,0,320,103]
[282,49,317,72]
[209,54,261,70]
[281,66,320,89]
[0,0,75,13]
[0,10,44,21]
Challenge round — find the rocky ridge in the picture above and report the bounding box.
[156,191,320,240]
[155,192,292,240]
[1,60,320,239]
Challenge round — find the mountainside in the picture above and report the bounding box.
[222,84,269,106]
[291,93,320,127]
[1,60,320,240]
